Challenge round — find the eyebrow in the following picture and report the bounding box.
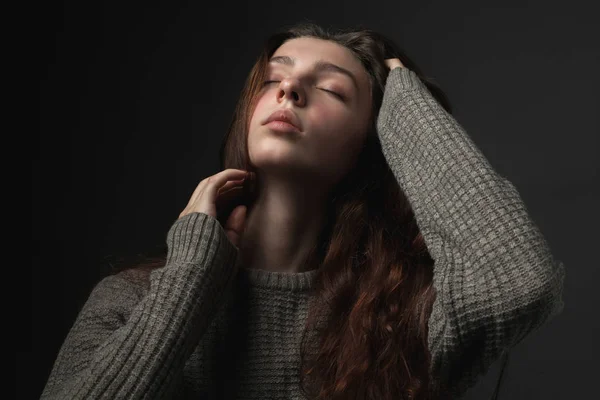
[268,55,359,91]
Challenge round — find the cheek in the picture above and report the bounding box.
[317,113,368,169]
[248,98,267,130]
[247,98,271,153]
[310,107,359,143]
[309,106,346,134]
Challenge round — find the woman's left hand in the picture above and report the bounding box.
[384,58,405,71]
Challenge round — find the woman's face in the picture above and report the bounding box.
[247,37,373,189]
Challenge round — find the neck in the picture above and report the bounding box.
[238,177,329,274]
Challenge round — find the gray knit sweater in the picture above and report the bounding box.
[41,67,565,399]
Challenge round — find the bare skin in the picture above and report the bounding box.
[180,36,405,274]
[236,37,372,274]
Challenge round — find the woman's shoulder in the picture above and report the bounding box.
[110,265,158,292]
[86,266,158,308]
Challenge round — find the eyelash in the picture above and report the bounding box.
[262,81,344,100]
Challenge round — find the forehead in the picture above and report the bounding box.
[271,37,370,91]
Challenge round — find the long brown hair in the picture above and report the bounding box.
[115,22,454,400]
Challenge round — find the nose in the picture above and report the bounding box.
[277,78,304,105]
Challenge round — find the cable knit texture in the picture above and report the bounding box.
[41,67,565,399]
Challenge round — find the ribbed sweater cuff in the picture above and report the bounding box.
[165,212,237,265]
[386,66,427,92]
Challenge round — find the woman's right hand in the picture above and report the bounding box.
[179,168,251,248]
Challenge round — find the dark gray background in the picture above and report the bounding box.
[31,0,598,399]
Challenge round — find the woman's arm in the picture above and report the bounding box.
[376,66,565,397]
[41,212,239,399]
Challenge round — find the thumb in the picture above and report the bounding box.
[224,204,247,248]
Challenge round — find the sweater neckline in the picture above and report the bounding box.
[237,265,319,292]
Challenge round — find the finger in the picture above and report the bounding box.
[205,169,248,199]
[218,187,244,200]
[189,169,247,205]
[217,178,246,195]
[216,186,245,210]
[385,58,404,70]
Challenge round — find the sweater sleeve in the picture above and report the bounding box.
[376,67,566,398]
[41,212,239,399]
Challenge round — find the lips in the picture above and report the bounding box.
[263,108,302,131]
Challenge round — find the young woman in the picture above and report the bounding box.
[41,22,565,400]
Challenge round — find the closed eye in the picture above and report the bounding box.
[321,88,345,100]
[262,81,345,100]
